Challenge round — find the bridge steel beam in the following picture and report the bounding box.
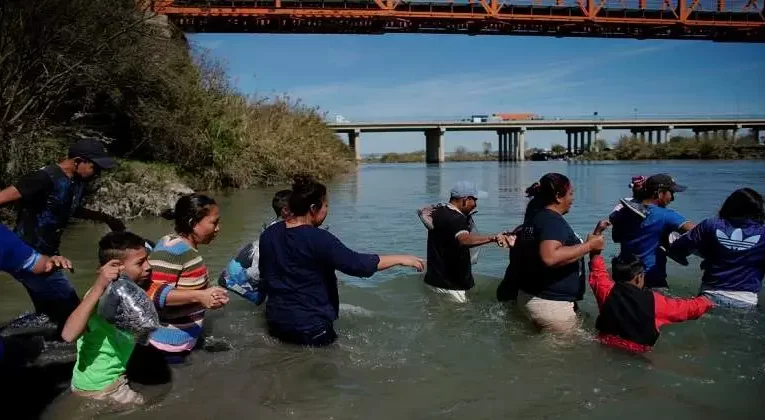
[154,1,765,43]
[425,127,445,164]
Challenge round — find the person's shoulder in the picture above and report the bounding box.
[533,209,563,225]
[433,204,457,218]
[154,234,192,255]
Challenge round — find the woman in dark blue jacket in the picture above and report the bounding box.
[259,175,424,346]
[670,188,765,308]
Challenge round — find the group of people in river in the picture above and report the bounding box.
[0,138,764,407]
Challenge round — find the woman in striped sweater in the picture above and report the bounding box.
[146,194,230,362]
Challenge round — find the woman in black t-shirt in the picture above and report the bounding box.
[501,173,606,333]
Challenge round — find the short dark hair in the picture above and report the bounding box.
[288,175,327,217]
[272,190,292,217]
[611,254,645,283]
[161,193,217,235]
[719,188,764,224]
[98,232,147,265]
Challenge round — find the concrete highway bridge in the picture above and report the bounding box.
[327,117,765,162]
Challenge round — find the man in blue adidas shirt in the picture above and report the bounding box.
[670,188,765,308]
[611,174,695,288]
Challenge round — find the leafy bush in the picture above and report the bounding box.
[0,0,354,196]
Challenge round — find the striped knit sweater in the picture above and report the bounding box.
[146,234,210,352]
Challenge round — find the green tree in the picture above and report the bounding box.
[551,144,567,155]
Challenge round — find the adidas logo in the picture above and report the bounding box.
[715,228,761,251]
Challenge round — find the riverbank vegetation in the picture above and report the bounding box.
[364,146,495,163]
[580,132,764,161]
[0,0,354,221]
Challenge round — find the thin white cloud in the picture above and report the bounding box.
[283,41,680,120]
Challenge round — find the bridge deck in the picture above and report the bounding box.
[328,118,765,132]
[153,0,765,42]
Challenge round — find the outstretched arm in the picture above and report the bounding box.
[669,221,707,258]
[0,186,21,207]
[588,254,615,308]
[73,208,126,232]
[653,293,714,329]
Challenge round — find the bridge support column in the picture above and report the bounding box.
[661,127,672,144]
[594,127,602,151]
[639,131,646,143]
[510,131,517,162]
[518,128,526,161]
[567,131,572,155]
[497,131,504,162]
[425,127,445,164]
[586,131,593,152]
[348,129,361,161]
[648,130,654,145]
[754,128,761,145]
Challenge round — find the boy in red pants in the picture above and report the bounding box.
[589,221,714,353]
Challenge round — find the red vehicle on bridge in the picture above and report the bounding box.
[492,113,541,121]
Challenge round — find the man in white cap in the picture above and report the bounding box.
[423,181,510,303]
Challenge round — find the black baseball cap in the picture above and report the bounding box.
[645,174,687,193]
[68,139,116,170]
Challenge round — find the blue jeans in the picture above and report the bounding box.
[12,270,80,327]
[700,292,757,310]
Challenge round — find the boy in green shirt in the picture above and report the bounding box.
[61,232,152,405]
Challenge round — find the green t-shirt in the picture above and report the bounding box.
[71,313,135,391]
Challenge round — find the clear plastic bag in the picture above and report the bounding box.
[97,275,160,345]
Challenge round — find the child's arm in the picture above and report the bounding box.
[61,260,123,343]
[653,293,715,329]
[588,254,614,308]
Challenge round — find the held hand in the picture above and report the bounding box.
[586,233,607,253]
[44,255,74,273]
[400,255,425,272]
[496,234,516,248]
[107,217,127,232]
[197,287,230,309]
[95,259,124,290]
[593,220,611,236]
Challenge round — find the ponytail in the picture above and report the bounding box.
[523,173,571,221]
[288,174,327,216]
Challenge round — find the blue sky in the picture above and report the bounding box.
[190,34,765,153]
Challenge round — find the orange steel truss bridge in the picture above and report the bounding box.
[150,0,765,42]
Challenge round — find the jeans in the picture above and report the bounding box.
[12,270,80,329]
[268,323,338,347]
